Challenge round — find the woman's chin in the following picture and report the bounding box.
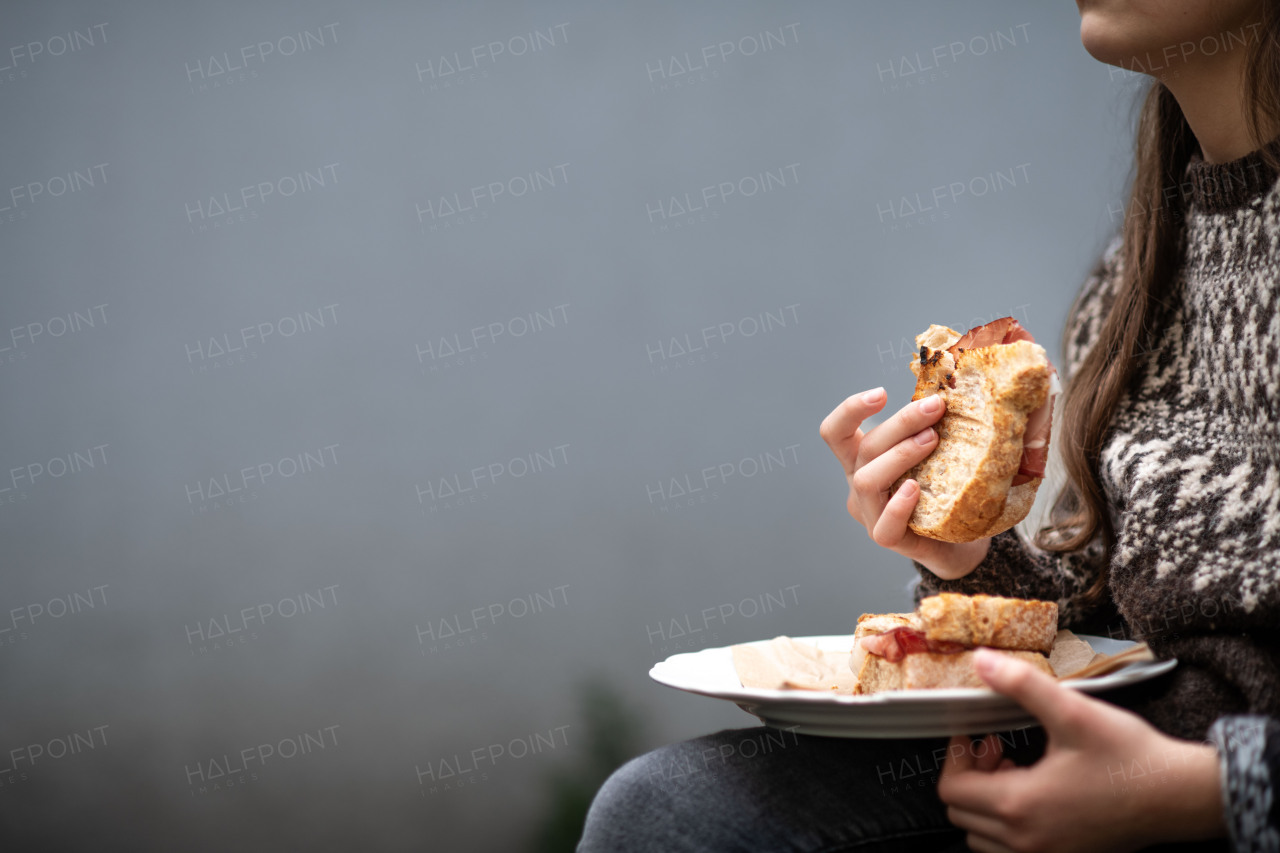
[1078,15,1141,70]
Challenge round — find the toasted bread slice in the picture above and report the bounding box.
[854,612,921,636]
[896,325,1050,543]
[917,593,1057,655]
[853,648,1054,694]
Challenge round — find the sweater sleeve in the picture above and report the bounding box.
[912,236,1124,628]
[1209,715,1280,853]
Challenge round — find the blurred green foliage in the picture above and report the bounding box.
[530,676,648,852]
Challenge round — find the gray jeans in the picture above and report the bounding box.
[578,725,1231,852]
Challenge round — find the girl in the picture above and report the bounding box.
[580,2,1280,850]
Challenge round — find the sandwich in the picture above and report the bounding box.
[895,317,1056,543]
[850,593,1057,694]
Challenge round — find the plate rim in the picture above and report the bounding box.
[649,633,1176,705]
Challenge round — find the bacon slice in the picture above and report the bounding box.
[946,317,1054,486]
[858,627,968,663]
[1014,374,1054,485]
[948,317,1033,355]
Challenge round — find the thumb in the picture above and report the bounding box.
[973,647,1094,738]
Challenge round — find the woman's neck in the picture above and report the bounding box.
[1165,62,1261,164]
[1159,14,1275,164]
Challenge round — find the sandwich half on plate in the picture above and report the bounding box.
[851,593,1057,694]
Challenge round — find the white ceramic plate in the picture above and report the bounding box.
[649,634,1177,738]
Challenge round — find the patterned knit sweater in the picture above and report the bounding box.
[915,145,1280,852]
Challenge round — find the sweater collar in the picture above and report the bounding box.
[1185,139,1280,214]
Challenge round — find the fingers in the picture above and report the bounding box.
[946,807,1011,845]
[974,734,1004,772]
[850,427,938,508]
[820,388,888,475]
[951,818,1015,853]
[940,734,974,777]
[938,761,1022,815]
[938,735,1005,782]
[857,393,946,464]
[964,837,1013,853]
[870,479,922,549]
[972,648,1095,738]
[938,734,1022,815]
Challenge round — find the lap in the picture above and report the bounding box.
[578,726,1046,853]
[579,721,1234,853]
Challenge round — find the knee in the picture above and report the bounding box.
[578,750,672,852]
[579,732,769,851]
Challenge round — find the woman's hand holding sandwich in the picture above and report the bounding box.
[938,649,1225,852]
[820,386,988,580]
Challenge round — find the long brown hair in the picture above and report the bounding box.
[1036,6,1280,602]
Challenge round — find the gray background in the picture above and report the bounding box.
[0,1,1138,850]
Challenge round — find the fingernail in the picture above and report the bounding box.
[899,479,917,496]
[913,427,935,446]
[862,387,885,404]
[918,395,941,414]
